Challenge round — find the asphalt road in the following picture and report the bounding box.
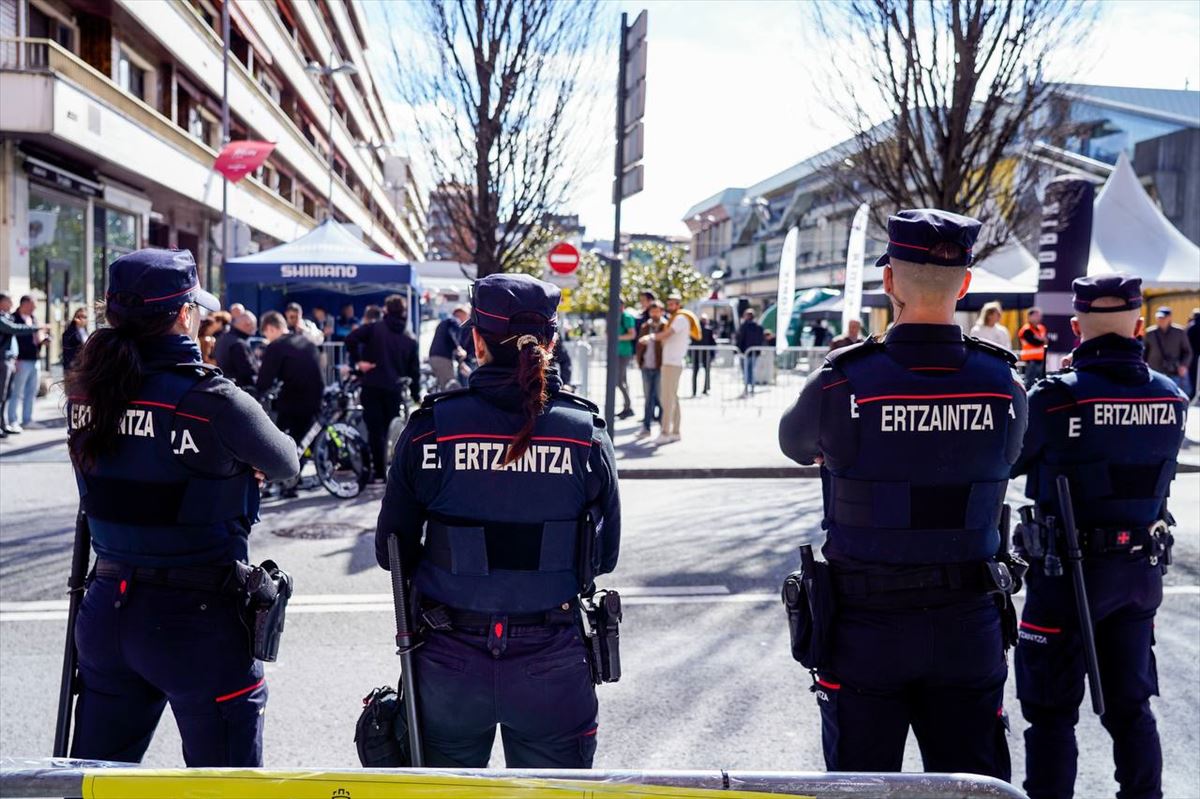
[2,457,1198,798]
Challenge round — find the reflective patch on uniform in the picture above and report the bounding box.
[879,402,995,432]
[1091,402,1178,426]
[451,442,574,474]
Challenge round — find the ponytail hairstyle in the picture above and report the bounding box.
[66,303,180,469]
[481,311,554,466]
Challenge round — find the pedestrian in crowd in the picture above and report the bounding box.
[1013,274,1187,799]
[284,301,324,346]
[716,314,734,341]
[1187,308,1200,400]
[375,272,620,768]
[829,318,865,352]
[735,308,765,396]
[0,292,45,438]
[354,295,421,483]
[970,302,1011,350]
[61,307,89,373]
[332,302,358,342]
[691,314,716,396]
[428,306,468,391]
[311,306,333,340]
[344,305,382,365]
[214,310,258,391]
[63,248,297,766]
[228,303,246,322]
[779,209,1026,780]
[637,290,656,328]
[1018,307,1048,388]
[635,301,666,441]
[7,295,48,431]
[653,293,692,444]
[615,302,637,418]
[256,310,323,446]
[553,335,573,388]
[1144,306,1193,396]
[197,311,230,366]
[811,319,830,348]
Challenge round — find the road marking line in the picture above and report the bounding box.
[2,585,1196,622]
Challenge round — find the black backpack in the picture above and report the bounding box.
[354,686,412,767]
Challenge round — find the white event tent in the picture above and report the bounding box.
[1087,153,1200,289]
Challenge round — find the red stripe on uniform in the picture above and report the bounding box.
[1046,396,1183,414]
[822,378,849,391]
[435,433,592,447]
[215,677,265,703]
[131,400,175,410]
[854,392,1012,404]
[474,307,510,321]
[1019,621,1062,634]
[411,429,436,443]
[816,677,841,690]
[176,411,211,423]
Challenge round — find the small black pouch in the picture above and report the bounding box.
[354,686,412,767]
[782,545,836,669]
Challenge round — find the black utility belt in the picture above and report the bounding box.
[1018,520,1172,560]
[94,558,243,595]
[418,602,575,633]
[832,560,1013,597]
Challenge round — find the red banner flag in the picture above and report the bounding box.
[213,140,276,183]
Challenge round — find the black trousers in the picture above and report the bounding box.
[361,386,401,479]
[691,352,712,395]
[0,357,12,430]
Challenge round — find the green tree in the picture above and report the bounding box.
[569,243,709,314]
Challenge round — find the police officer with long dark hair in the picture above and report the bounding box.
[375,273,620,767]
[1013,274,1187,799]
[65,249,298,765]
[779,210,1028,779]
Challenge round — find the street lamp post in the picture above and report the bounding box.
[305,54,357,220]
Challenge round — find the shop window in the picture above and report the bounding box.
[29,186,88,364]
[93,205,138,308]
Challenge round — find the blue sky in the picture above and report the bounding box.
[367,0,1200,242]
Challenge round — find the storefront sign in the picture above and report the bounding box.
[23,157,102,198]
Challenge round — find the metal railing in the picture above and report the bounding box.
[0,762,1029,798]
[0,37,313,230]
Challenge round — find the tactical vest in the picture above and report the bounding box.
[1025,368,1186,528]
[70,366,260,567]
[823,340,1018,565]
[415,390,596,613]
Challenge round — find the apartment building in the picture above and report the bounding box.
[0,0,426,356]
[684,83,1200,306]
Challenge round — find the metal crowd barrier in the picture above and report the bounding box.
[0,761,1029,798]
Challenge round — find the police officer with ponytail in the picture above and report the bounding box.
[65,249,298,765]
[376,273,620,768]
[779,210,1028,779]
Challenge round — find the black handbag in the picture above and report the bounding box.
[354,686,412,767]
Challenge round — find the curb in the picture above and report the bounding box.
[618,462,1200,479]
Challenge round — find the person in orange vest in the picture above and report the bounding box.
[1018,307,1048,387]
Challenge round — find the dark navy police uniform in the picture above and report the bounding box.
[779,210,1028,779]
[375,274,620,768]
[1013,274,1186,799]
[67,250,298,766]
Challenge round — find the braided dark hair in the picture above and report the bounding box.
[480,311,554,466]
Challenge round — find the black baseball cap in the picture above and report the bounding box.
[875,208,982,267]
[1072,273,1143,314]
[106,249,219,315]
[470,273,559,340]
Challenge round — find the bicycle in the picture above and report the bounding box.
[260,376,370,499]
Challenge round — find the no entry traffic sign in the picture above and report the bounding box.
[546,241,581,275]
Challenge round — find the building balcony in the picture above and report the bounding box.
[0,36,314,244]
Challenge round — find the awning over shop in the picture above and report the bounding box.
[1087,153,1200,290]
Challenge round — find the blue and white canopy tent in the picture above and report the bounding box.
[224,220,422,336]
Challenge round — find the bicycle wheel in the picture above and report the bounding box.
[313,423,369,498]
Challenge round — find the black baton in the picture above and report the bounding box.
[1055,475,1105,716]
[387,533,424,766]
[53,508,91,757]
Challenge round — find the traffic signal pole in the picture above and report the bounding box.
[604,12,628,432]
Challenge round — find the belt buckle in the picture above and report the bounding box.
[1147,520,1169,566]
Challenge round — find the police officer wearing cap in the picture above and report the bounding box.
[779,209,1028,778]
[375,272,620,767]
[1012,274,1186,799]
[65,249,299,765]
